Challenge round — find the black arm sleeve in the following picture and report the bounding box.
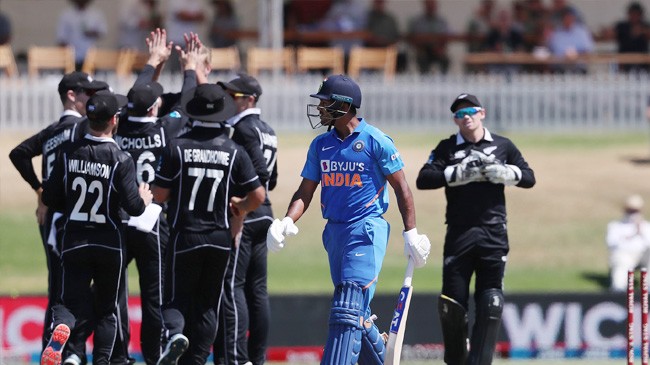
[232,127,270,186]
[506,140,536,188]
[42,152,66,210]
[116,157,146,216]
[134,64,156,87]
[268,159,278,191]
[9,130,46,191]
[416,147,448,190]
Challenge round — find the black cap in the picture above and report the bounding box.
[58,71,108,95]
[450,93,482,112]
[181,84,237,123]
[310,74,362,108]
[218,73,263,100]
[86,90,128,123]
[127,81,164,116]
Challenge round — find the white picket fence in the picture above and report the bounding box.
[2,72,650,133]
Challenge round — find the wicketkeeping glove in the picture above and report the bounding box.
[266,217,299,252]
[403,228,431,268]
[482,164,522,185]
[444,151,492,187]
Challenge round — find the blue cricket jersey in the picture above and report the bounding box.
[301,119,404,223]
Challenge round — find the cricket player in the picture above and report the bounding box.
[41,90,153,365]
[215,74,278,365]
[266,74,431,365]
[416,93,535,364]
[152,84,265,365]
[9,71,108,354]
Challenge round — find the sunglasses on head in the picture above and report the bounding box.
[453,107,482,119]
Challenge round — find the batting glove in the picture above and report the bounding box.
[403,228,431,268]
[266,217,299,252]
[482,164,522,186]
[444,153,486,187]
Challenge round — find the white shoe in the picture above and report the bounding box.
[63,354,81,365]
[157,334,189,365]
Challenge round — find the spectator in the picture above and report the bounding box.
[164,0,206,72]
[546,7,594,73]
[319,0,368,66]
[0,0,11,45]
[486,8,524,53]
[208,0,239,48]
[466,0,495,53]
[284,0,332,32]
[56,0,108,71]
[607,195,650,292]
[614,2,650,72]
[118,0,161,51]
[407,0,450,74]
[365,0,406,72]
[549,0,584,27]
[521,0,550,52]
[484,8,525,74]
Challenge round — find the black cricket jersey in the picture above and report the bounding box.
[154,124,261,233]
[9,111,86,190]
[416,128,535,226]
[115,116,184,185]
[227,109,278,219]
[42,135,146,249]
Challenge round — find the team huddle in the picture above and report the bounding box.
[9,29,535,365]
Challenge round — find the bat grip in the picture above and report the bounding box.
[403,258,415,287]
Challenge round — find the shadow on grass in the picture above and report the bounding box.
[581,271,610,290]
[626,156,650,164]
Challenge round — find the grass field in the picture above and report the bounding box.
[1,130,650,296]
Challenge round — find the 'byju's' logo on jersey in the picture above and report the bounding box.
[320,160,365,172]
[321,160,331,172]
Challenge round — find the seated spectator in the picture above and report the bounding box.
[546,7,594,73]
[407,0,450,74]
[482,8,525,74]
[365,0,406,72]
[466,0,495,53]
[318,0,367,67]
[549,0,584,27]
[615,2,650,72]
[607,195,650,292]
[57,0,108,71]
[284,0,332,46]
[521,0,550,52]
[209,0,239,48]
[0,0,11,45]
[118,0,161,51]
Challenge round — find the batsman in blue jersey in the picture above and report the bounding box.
[266,75,431,365]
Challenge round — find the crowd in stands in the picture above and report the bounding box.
[2,0,650,74]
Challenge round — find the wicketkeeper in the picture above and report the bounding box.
[416,93,536,365]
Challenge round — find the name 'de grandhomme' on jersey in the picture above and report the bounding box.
[155,127,261,233]
[43,135,147,249]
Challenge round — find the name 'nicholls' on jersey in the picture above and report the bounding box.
[301,119,404,223]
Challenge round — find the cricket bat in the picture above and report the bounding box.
[385,258,415,365]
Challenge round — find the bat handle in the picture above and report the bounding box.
[404,258,415,287]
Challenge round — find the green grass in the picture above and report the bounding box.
[2,131,649,296]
